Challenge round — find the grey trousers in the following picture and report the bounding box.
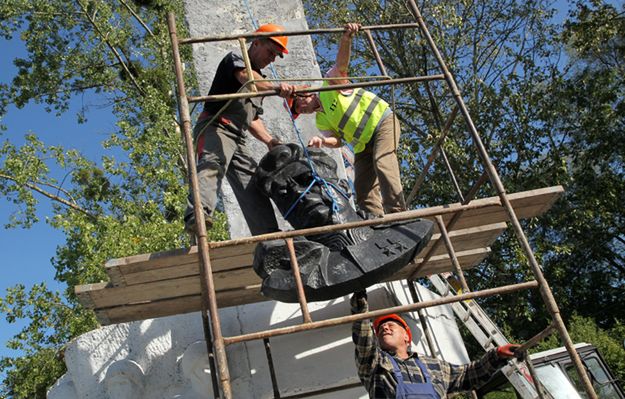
[185,120,279,235]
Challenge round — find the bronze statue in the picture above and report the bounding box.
[253,144,433,302]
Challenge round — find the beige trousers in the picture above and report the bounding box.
[354,114,406,216]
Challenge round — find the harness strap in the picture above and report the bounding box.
[386,354,433,385]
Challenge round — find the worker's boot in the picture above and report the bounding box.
[184,213,213,246]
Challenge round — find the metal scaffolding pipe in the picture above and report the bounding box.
[209,197,500,249]
[407,280,440,357]
[285,238,313,324]
[363,29,389,78]
[188,74,445,103]
[406,1,598,398]
[435,216,471,293]
[179,23,420,45]
[405,107,459,205]
[167,12,232,399]
[407,172,489,280]
[223,281,538,345]
[263,338,282,398]
[238,37,257,93]
[523,352,549,399]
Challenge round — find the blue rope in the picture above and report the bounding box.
[242,1,350,218]
[282,104,351,218]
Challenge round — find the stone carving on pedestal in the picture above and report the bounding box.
[175,341,214,399]
[47,374,79,399]
[253,144,434,302]
[104,359,145,399]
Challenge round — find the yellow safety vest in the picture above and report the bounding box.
[316,82,389,153]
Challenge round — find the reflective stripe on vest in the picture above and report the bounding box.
[317,84,389,153]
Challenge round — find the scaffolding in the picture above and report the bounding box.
[75,2,600,398]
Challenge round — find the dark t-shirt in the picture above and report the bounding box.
[202,50,263,131]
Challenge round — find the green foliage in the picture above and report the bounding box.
[0,283,96,398]
[563,0,625,75]
[306,0,624,355]
[0,0,228,397]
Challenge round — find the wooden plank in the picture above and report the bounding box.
[78,186,564,325]
[115,251,255,287]
[390,248,491,280]
[103,186,562,287]
[109,222,506,288]
[93,248,490,325]
[430,186,563,232]
[87,276,201,309]
[81,268,263,310]
[75,282,108,309]
[96,288,267,325]
[97,295,202,325]
[107,248,255,287]
[425,223,505,257]
[105,242,258,275]
[79,247,490,325]
[79,224,501,318]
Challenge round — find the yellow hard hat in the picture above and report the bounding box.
[255,23,288,54]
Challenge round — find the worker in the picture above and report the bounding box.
[184,23,297,236]
[350,291,521,398]
[290,23,406,217]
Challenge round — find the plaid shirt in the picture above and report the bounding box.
[351,294,507,398]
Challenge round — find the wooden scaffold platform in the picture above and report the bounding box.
[76,186,562,325]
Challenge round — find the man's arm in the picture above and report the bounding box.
[234,69,296,98]
[444,345,519,393]
[350,291,381,390]
[248,118,281,150]
[307,131,342,148]
[327,23,360,86]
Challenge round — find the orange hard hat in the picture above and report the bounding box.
[373,313,412,342]
[255,23,289,54]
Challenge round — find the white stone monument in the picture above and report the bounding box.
[48,1,470,398]
[50,280,467,398]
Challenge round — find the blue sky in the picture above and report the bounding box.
[0,0,594,386]
[0,36,118,368]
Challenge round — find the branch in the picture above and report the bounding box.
[163,124,188,175]
[35,180,78,204]
[0,173,97,220]
[606,257,625,277]
[76,0,146,96]
[118,0,155,38]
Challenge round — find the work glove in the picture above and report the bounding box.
[350,290,368,313]
[497,343,522,359]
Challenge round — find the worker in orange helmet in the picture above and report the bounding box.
[184,23,301,237]
[351,291,521,398]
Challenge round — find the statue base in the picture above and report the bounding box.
[253,218,434,302]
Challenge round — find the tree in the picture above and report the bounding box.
[518,0,625,329]
[0,0,227,397]
[304,0,624,340]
